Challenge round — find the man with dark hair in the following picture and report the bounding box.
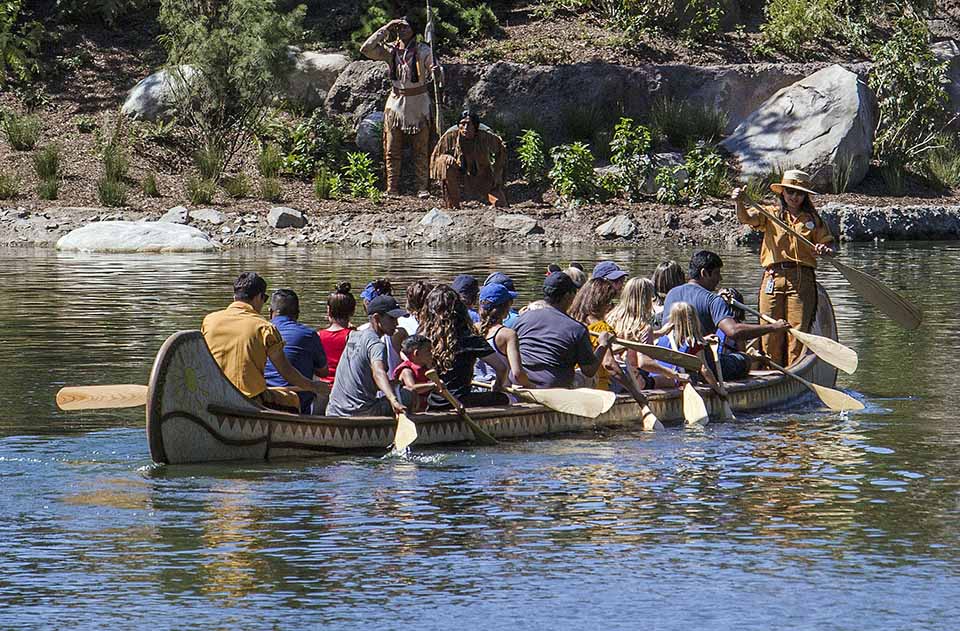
[512,271,612,388]
[264,289,328,414]
[430,109,508,209]
[202,273,326,412]
[662,250,790,379]
[452,274,480,323]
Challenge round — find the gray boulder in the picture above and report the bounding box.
[325,61,391,124]
[595,215,636,239]
[494,214,541,235]
[191,208,225,225]
[932,40,960,128]
[56,221,215,253]
[121,66,195,122]
[721,64,876,191]
[288,50,351,110]
[419,207,454,228]
[356,111,385,158]
[268,206,306,229]
[159,206,190,224]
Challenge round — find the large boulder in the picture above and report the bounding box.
[121,66,195,122]
[56,221,216,252]
[324,61,392,124]
[288,50,351,110]
[356,111,384,157]
[721,64,877,191]
[932,40,960,128]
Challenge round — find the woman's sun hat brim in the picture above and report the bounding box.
[770,169,819,196]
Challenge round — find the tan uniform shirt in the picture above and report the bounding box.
[360,26,434,133]
[738,204,834,268]
[201,301,284,398]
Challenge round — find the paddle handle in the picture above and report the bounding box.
[753,353,814,388]
[426,370,498,445]
[727,297,777,325]
[589,331,703,372]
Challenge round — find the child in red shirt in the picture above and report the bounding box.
[391,334,436,413]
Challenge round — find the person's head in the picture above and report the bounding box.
[478,282,518,332]
[395,16,415,44]
[663,301,704,347]
[542,271,579,312]
[327,282,357,324]
[651,260,685,305]
[360,278,392,308]
[591,260,629,292]
[483,271,516,293]
[771,169,818,214]
[451,274,479,308]
[269,288,300,320]
[458,109,480,140]
[405,280,434,320]
[719,287,746,322]
[366,294,408,336]
[607,277,656,341]
[569,262,584,271]
[233,272,268,311]
[546,263,562,275]
[688,250,723,291]
[563,266,587,289]
[401,334,433,368]
[419,284,474,373]
[569,278,618,324]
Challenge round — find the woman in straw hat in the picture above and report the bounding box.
[731,170,836,367]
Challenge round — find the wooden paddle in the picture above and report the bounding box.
[56,384,148,410]
[707,338,735,421]
[425,369,498,445]
[751,352,864,412]
[747,200,922,330]
[682,383,710,425]
[589,331,703,372]
[472,380,617,419]
[391,412,418,451]
[725,297,858,375]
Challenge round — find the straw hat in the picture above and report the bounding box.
[770,170,818,196]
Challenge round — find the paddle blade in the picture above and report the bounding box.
[617,340,703,372]
[682,383,710,425]
[830,259,922,330]
[393,413,418,451]
[810,383,865,412]
[789,328,859,375]
[56,385,148,411]
[525,388,617,419]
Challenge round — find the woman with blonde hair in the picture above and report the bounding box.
[654,302,725,397]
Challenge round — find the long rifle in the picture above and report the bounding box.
[424,0,444,137]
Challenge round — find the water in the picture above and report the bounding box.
[1,243,959,630]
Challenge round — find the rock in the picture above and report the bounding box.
[494,213,542,235]
[220,226,231,234]
[595,214,636,239]
[721,64,876,191]
[271,238,288,247]
[241,215,259,224]
[932,40,960,128]
[664,212,679,229]
[356,111,385,158]
[288,50,351,110]
[371,229,392,245]
[419,207,454,229]
[45,222,59,230]
[56,221,216,253]
[159,206,190,224]
[191,208,226,225]
[268,206,306,229]
[121,66,195,122]
[325,61,391,124]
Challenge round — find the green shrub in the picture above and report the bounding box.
[32,144,60,180]
[259,177,283,202]
[313,166,342,200]
[186,175,216,204]
[599,0,722,43]
[3,111,41,150]
[683,142,729,202]
[655,167,684,204]
[548,142,596,202]
[517,129,547,186]
[926,137,960,188]
[37,177,58,200]
[759,0,838,57]
[342,151,380,200]
[56,0,143,27]
[651,97,728,149]
[258,143,283,178]
[141,172,161,197]
[97,177,128,206]
[75,115,97,133]
[610,117,654,201]
[0,173,18,199]
[137,118,176,144]
[281,111,349,178]
[0,1,41,85]
[560,103,618,156]
[222,174,250,199]
[193,145,224,181]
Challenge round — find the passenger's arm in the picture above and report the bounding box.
[480,350,509,391]
[718,316,790,342]
[500,328,532,389]
[267,346,326,395]
[579,331,611,379]
[372,359,405,415]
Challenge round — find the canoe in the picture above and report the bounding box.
[146,285,840,465]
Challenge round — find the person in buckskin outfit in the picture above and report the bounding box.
[430,110,508,209]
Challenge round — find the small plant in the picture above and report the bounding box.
[831,154,857,193]
[683,142,729,203]
[32,144,60,180]
[37,177,58,200]
[281,111,349,178]
[141,172,161,197]
[879,164,906,195]
[342,151,380,200]
[3,112,41,150]
[926,137,960,188]
[193,145,224,181]
[610,117,654,201]
[222,174,250,199]
[186,176,216,204]
[258,143,283,178]
[743,167,783,205]
[0,173,18,199]
[517,129,547,186]
[138,118,176,144]
[655,167,684,204]
[759,0,838,57]
[75,115,97,133]
[313,166,342,200]
[102,142,129,182]
[259,177,283,202]
[97,177,128,207]
[548,142,596,202]
[651,97,728,149]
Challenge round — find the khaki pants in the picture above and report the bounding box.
[759,266,818,367]
[431,154,507,209]
[383,124,430,193]
[256,387,301,413]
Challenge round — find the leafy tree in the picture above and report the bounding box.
[0,0,40,85]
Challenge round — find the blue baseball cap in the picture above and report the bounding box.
[452,274,479,297]
[592,260,628,281]
[479,283,518,307]
[483,271,516,292]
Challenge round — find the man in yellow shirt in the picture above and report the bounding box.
[202,272,326,411]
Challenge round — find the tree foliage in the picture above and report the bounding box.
[0,0,40,85]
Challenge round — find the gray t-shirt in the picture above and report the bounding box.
[326,328,387,416]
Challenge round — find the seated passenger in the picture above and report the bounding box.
[452,274,481,323]
[475,282,532,388]
[512,271,611,389]
[202,272,325,412]
[318,283,357,388]
[264,289,328,414]
[391,334,436,413]
[326,295,408,418]
[482,272,520,326]
[654,302,725,398]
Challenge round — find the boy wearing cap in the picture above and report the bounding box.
[326,295,409,418]
[452,274,481,323]
[430,110,508,209]
[591,260,629,294]
[511,272,613,389]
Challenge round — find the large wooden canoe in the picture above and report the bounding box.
[146,285,841,465]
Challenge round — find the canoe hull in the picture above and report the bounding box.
[146,286,840,465]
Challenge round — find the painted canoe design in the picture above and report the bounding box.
[146,286,840,465]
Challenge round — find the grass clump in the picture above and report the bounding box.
[3,112,41,150]
[193,145,224,181]
[759,0,837,57]
[927,137,960,188]
[32,144,60,180]
[97,177,128,207]
[223,174,251,199]
[102,142,129,182]
[651,97,728,149]
[38,178,59,200]
[313,166,341,200]
[141,172,161,197]
[259,177,283,202]
[258,143,283,178]
[0,173,19,200]
[186,176,216,204]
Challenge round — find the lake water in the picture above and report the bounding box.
[1,243,958,630]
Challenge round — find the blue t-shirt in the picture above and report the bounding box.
[513,305,596,388]
[264,315,327,413]
[661,282,735,338]
[503,309,520,328]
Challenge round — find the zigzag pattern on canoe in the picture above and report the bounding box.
[160,410,269,447]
